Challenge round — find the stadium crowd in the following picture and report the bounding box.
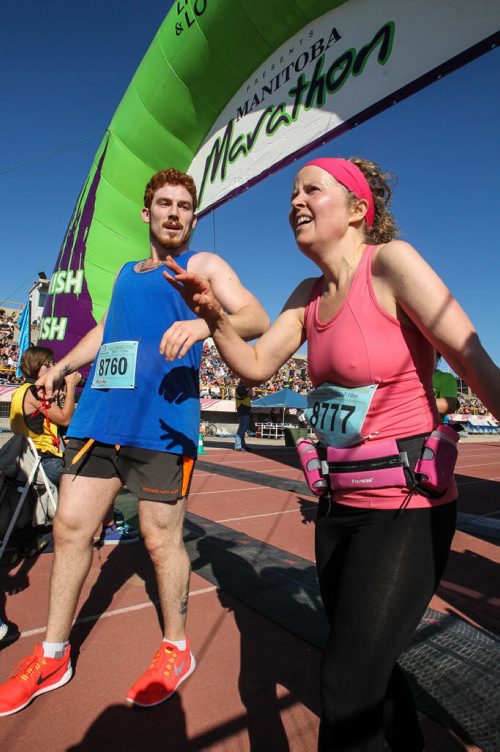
[458,394,489,415]
[199,340,312,399]
[0,309,22,385]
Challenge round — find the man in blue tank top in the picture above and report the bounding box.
[0,168,269,716]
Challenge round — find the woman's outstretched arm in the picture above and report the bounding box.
[162,256,314,385]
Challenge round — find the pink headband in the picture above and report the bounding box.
[304,157,375,227]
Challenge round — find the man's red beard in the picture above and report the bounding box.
[151,225,190,251]
[157,236,183,250]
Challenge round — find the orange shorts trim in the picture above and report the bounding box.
[182,456,195,498]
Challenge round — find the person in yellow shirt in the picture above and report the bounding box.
[234,380,253,451]
[10,346,138,545]
[10,347,81,485]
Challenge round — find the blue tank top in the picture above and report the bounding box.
[68,252,202,457]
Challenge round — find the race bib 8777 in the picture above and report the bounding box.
[305,383,378,448]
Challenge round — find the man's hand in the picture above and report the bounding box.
[162,256,225,324]
[159,318,210,361]
[35,364,68,400]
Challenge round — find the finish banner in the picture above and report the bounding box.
[38,0,499,356]
[190,0,499,212]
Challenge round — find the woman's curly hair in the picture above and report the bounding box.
[348,157,399,244]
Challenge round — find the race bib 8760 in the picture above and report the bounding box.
[91,341,138,390]
[305,383,378,448]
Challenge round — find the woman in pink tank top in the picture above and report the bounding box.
[165,157,500,751]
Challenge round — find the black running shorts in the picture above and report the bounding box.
[62,438,195,502]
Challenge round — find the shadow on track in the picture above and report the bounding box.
[67,694,189,751]
[191,533,321,751]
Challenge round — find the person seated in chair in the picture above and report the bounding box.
[10,347,80,486]
[10,347,138,545]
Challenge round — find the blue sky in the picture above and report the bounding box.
[1,2,499,366]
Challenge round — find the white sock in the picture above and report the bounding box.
[42,641,69,659]
[164,637,186,651]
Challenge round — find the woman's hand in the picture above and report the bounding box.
[162,256,225,325]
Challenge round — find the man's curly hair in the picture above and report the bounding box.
[143,168,198,211]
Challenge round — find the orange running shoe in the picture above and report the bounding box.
[0,643,72,716]
[127,639,196,707]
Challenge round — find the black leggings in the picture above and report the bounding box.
[315,498,457,751]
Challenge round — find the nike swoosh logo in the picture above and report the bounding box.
[174,656,188,676]
[36,665,64,686]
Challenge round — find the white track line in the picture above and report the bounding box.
[190,483,307,496]
[18,586,217,640]
[217,507,315,523]
[203,468,303,476]
[190,486,269,496]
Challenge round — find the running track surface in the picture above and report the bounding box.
[0,439,498,751]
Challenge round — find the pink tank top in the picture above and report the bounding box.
[305,245,457,509]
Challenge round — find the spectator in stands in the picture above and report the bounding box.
[7,353,18,371]
[234,380,253,451]
[433,352,459,420]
